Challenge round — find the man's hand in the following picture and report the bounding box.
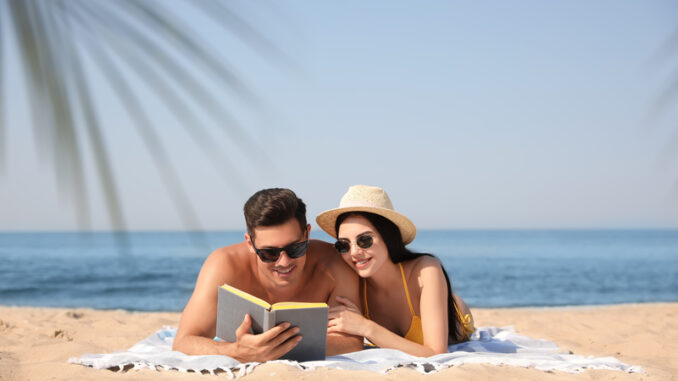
[231,314,302,363]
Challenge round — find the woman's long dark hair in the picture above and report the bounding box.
[335,212,465,343]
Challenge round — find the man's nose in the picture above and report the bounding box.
[276,251,293,266]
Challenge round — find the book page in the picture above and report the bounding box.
[220,284,271,309]
[216,285,272,340]
[271,302,328,310]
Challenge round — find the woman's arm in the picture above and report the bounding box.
[328,257,450,357]
[416,256,450,352]
[324,252,366,355]
[328,297,442,357]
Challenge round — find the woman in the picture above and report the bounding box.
[317,185,474,356]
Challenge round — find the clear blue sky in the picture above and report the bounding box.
[1,0,677,231]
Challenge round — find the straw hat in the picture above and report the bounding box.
[316,185,417,244]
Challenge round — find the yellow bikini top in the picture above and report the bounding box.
[363,262,475,345]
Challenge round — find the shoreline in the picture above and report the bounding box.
[2,300,675,313]
[1,303,676,380]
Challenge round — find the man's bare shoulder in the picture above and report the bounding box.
[307,239,356,280]
[201,241,253,286]
[307,239,339,267]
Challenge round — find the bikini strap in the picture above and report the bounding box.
[399,263,416,316]
[362,277,370,319]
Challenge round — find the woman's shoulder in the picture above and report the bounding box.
[405,255,442,273]
[403,255,444,285]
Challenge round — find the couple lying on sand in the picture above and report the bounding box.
[172,185,475,362]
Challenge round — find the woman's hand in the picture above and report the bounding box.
[328,296,369,337]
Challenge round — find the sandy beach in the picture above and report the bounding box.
[1,303,675,380]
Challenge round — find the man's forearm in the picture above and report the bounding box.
[326,333,363,356]
[173,334,236,358]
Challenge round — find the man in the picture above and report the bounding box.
[173,188,363,362]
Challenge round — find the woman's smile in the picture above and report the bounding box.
[353,257,372,269]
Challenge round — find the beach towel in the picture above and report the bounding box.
[68,326,643,377]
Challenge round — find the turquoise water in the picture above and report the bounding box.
[0,230,676,311]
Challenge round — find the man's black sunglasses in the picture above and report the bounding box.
[334,234,374,254]
[251,237,309,263]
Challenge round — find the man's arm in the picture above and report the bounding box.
[324,257,364,355]
[173,250,223,354]
[172,247,299,361]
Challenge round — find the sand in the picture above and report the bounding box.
[0,303,676,381]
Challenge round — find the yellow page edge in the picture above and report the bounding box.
[220,284,271,309]
[272,302,328,310]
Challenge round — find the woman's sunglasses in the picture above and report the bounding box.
[334,234,374,254]
[251,238,308,263]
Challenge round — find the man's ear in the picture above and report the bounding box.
[306,224,311,235]
[244,233,255,253]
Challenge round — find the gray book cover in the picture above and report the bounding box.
[216,284,328,362]
[272,306,328,362]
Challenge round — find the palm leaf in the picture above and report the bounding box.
[66,1,255,193]
[192,0,297,71]
[120,0,262,106]
[0,3,5,174]
[649,26,678,182]
[8,0,92,228]
[0,0,284,234]
[52,1,127,236]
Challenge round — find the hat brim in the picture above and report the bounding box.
[316,206,417,245]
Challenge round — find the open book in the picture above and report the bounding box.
[216,283,329,362]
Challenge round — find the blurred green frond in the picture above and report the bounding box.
[652,27,678,119]
[0,3,6,174]
[0,0,283,232]
[649,26,678,193]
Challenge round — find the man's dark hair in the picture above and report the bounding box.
[244,188,307,237]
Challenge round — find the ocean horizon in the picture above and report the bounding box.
[1,229,676,311]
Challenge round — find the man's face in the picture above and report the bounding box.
[246,218,309,288]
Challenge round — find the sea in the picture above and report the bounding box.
[0,230,676,311]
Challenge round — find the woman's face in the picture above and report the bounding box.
[336,214,390,278]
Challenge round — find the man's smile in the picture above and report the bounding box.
[273,264,296,276]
